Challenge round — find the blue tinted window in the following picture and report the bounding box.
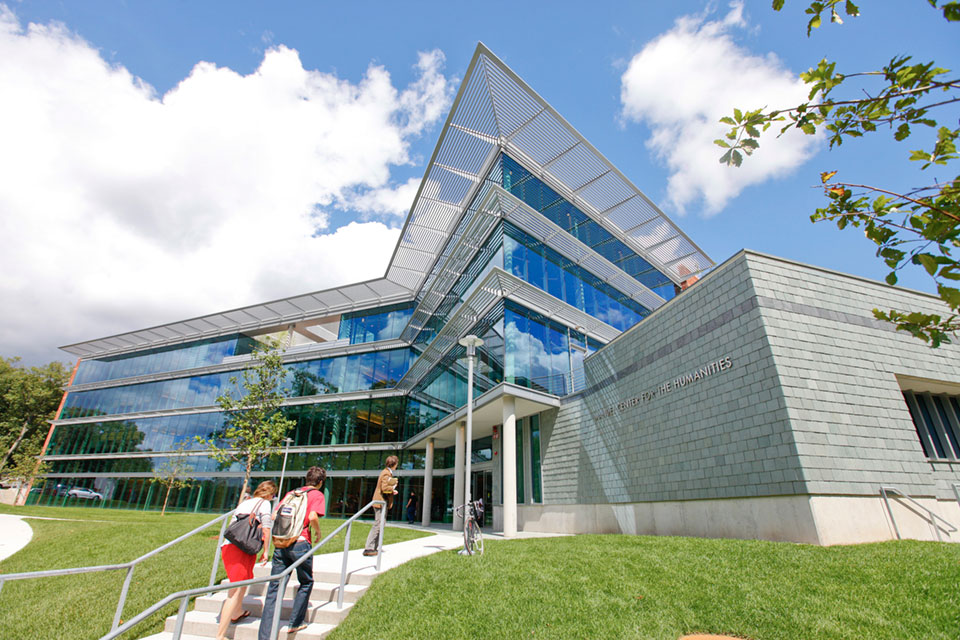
[62,348,414,418]
[503,224,649,332]
[501,155,676,300]
[73,334,250,385]
[339,302,414,344]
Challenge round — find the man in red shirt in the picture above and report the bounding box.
[258,466,326,637]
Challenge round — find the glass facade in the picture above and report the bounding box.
[51,395,447,458]
[339,302,415,344]
[504,300,602,396]
[62,348,414,418]
[503,223,648,331]
[39,110,679,524]
[73,334,257,385]
[501,154,677,300]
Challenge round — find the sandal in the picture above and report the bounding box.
[231,610,251,624]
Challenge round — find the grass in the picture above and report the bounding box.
[330,534,960,640]
[0,504,429,640]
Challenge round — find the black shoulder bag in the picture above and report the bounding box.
[224,499,265,555]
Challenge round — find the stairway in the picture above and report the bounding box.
[140,556,377,640]
[138,533,463,640]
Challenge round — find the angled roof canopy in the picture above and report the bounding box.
[385,43,713,294]
[62,43,711,360]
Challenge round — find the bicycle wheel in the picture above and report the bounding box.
[465,519,483,555]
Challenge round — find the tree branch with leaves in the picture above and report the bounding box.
[718,0,960,346]
[197,337,295,504]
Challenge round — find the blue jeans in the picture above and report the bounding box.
[258,541,313,638]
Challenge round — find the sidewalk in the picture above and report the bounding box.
[0,514,33,562]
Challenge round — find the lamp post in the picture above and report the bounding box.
[276,437,294,506]
[458,334,484,548]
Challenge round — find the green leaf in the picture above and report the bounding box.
[731,150,743,167]
[714,139,731,148]
[719,116,736,125]
[916,253,939,275]
[733,108,743,122]
[719,149,733,165]
[772,0,784,10]
[939,285,960,308]
[845,1,860,16]
[800,123,817,135]
[894,123,911,141]
[885,272,899,286]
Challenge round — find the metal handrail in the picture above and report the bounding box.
[880,486,957,542]
[0,508,236,632]
[102,499,387,640]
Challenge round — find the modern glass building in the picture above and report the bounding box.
[28,43,711,531]
[27,44,960,545]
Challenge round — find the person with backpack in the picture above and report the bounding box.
[258,466,326,638]
[217,480,277,640]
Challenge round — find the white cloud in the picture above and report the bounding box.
[620,1,818,215]
[0,6,453,364]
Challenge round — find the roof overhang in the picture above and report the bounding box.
[403,382,561,449]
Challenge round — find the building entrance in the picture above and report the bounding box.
[471,469,492,527]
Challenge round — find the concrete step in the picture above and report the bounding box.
[246,579,367,603]
[163,610,335,640]
[252,563,379,586]
[194,592,354,625]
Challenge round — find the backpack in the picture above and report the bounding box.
[272,488,314,549]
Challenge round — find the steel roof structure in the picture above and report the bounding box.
[62,43,712,361]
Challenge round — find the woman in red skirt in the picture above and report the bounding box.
[218,481,276,640]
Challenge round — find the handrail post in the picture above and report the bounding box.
[171,596,189,639]
[269,573,290,640]
[337,521,352,609]
[112,565,136,631]
[209,515,230,587]
[376,503,385,572]
[880,487,901,540]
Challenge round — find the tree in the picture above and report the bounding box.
[718,1,960,346]
[150,441,195,515]
[197,337,295,503]
[0,358,70,475]
[8,439,51,504]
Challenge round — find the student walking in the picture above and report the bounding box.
[217,481,277,640]
[258,467,326,638]
[405,490,417,525]
[363,456,399,556]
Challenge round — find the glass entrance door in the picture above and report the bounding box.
[471,470,492,527]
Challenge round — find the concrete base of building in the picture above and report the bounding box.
[516,495,960,545]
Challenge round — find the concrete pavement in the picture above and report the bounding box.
[0,514,33,562]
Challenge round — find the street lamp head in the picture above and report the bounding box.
[458,334,484,356]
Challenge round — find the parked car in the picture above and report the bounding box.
[66,487,103,500]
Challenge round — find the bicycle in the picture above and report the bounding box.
[455,498,484,555]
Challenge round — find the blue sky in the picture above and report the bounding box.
[0,1,956,364]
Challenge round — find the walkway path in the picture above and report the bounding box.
[0,514,33,562]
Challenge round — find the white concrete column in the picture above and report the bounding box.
[522,416,533,504]
[502,396,517,538]
[452,422,465,531]
[422,438,434,527]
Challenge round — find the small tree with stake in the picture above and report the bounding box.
[150,441,194,515]
[198,337,295,505]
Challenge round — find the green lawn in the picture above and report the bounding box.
[0,504,427,640]
[330,534,960,640]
